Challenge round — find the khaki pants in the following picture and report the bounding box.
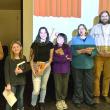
[94,56,110,96]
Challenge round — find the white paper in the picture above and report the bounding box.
[3,89,17,107]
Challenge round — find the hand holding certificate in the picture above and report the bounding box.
[3,89,17,107]
[33,61,46,77]
[35,62,46,76]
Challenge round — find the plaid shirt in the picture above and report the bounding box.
[90,23,110,53]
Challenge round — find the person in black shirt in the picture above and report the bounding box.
[30,27,54,110]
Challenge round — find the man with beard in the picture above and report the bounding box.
[90,10,110,104]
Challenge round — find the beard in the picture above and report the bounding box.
[101,19,109,25]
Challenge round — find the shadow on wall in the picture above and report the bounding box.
[72,29,78,37]
[89,16,99,33]
[93,16,99,25]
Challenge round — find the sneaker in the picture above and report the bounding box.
[102,96,110,103]
[94,97,100,104]
[61,100,68,109]
[56,101,63,110]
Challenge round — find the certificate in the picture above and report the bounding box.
[3,89,17,107]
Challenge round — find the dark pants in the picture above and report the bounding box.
[72,68,94,104]
[6,85,25,110]
[54,73,69,101]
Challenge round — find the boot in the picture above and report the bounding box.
[39,103,45,110]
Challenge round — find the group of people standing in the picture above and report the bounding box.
[0,10,110,110]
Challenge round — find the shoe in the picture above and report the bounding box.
[61,100,68,109]
[86,103,97,108]
[36,104,40,110]
[56,101,63,110]
[17,107,24,110]
[39,103,45,110]
[30,105,36,110]
[74,103,81,108]
[102,96,110,103]
[94,97,100,104]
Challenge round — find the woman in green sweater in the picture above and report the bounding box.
[71,24,97,108]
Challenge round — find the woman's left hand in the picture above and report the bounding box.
[66,55,72,61]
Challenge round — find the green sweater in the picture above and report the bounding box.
[4,55,27,86]
[71,35,97,69]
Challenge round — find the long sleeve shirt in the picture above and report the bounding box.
[52,44,72,74]
[71,35,97,69]
[90,23,110,53]
[4,55,27,86]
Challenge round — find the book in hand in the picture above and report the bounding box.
[3,89,17,107]
[17,61,26,70]
[55,48,64,55]
[35,62,46,76]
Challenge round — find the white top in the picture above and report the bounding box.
[90,23,110,52]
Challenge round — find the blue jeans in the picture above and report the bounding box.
[31,66,51,106]
[6,85,25,110]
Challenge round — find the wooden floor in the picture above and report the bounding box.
[0,98,110,110]
[44,101,110,110]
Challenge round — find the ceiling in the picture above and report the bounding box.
[0,0,21,10]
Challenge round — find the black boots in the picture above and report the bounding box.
[39,103,45,110]
[30,103,45,110]
[30,105,36,110]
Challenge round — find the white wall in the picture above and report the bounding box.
[33,0,99,42]
[23,0,100,60]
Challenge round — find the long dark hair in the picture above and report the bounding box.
[99,10,110,24]
[34,27,50,44]
[55,33,68,48]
